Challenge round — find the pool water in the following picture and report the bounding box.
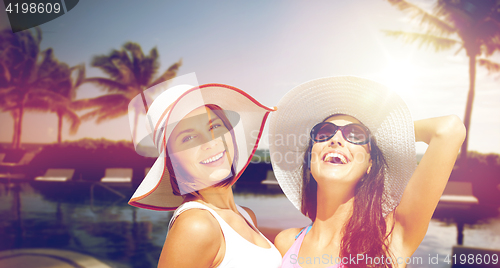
[0,183,499,268]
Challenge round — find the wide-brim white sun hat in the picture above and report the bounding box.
[269,76,416,216]
[129,83,275,211]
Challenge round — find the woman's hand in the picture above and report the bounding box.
[393,115,466,254]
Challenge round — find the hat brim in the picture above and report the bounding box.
[269,76,416,216]
[129,84,276,211]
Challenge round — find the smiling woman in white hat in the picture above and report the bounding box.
[270,76,466,268]
[128,83,282,268]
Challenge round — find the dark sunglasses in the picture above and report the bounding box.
[310,122,371,145]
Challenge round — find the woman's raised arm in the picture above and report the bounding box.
[394,115,466,251]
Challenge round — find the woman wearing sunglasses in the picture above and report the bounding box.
[129,84,282,267]
[270,76,465,268]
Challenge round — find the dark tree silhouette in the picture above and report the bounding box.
[385,0,500,166]
[73,42,182,142]
[0,28,75,148]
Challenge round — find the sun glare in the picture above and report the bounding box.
[377,58,420,94]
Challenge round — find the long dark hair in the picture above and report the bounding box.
[165,104,239,196]
[301,116,395,268]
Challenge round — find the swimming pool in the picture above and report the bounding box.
[0,183,498,268]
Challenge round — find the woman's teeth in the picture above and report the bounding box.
[201,152,224,164]
[323,152,348,164]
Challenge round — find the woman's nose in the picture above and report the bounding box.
[328,130,345,147]
[200,133,219,150]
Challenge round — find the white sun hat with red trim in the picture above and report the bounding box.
[128,80,275,211]
[269,76,416,217]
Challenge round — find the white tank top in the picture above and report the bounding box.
[168,201,282,268]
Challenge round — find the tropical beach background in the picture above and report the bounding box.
[0,0,499,267]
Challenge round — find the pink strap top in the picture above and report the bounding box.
[281,225,344,268]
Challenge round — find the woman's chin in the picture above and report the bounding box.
[207,168,232,183]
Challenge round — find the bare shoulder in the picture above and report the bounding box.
[274,227,302,256]
[159,209,222,267]
[170,208,220,235]
[240,205,258,226]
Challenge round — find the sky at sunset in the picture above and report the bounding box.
[0,0,499,154]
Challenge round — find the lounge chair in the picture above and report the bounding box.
[91,168,133,200]
[439,181,479,245]
[439,181,478,207]
[0,152,36,166]
[101,168,133,185]
[16,152,36,165]
[35,169,75,182]
[261,170,280,188]
[0,152,37,181]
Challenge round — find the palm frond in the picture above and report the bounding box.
[0,46,25,79]
[150,58,183,87]
[478,58,500,73]
[70,64,85,86]
[27,88,68,103]
[110,57,137,86]
[84,77,128,92]
[433,1,470,30]
[0,88,21,109]
[115,49,134,73]
[38,48,60,77]
[124,42,144,61]
[94,103,128,123]
[21,56,37,83]
[72,93,128,110]
[79,109,102,122]
[23,89,73,114]
[124,42,157,87]
[1,105,19,112]
[68,63,85,100]
[140,47,159,86]
[383,30,460,52]
[387,0,456,36]
[16,28,41,61]
[477,19,500,56]
[32,27,42,46]
[91,52,124,79]
[0,61,11,84]
[23,98,52,111]
[482,39,500,56]
[124,42,141,51]
[61,109,81,134]
[24,89,69,111]
[80,101,128,123]
[36,53,73,97]
[0,86,16,95]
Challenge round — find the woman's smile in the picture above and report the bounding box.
[322,149,350,165]
[200,150,226,166]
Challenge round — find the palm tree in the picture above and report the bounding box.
[74,42,182,143]
[48,63,85,143]
[17,44,85,144]
[0,28,72,149]
[384,0,500,166]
